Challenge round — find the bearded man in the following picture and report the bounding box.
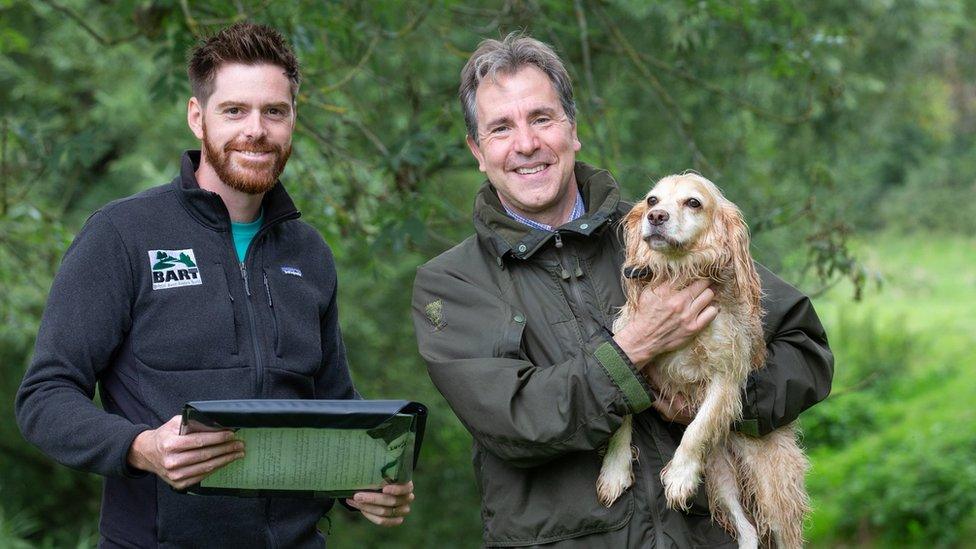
[16,23,413,548]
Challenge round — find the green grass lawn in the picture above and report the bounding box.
[804,232,976,547]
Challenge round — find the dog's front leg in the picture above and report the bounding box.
[661,375,741,510]
[596,415,634,506]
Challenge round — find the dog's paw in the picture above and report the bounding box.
[596,464,633,507]
[660,458,701,511]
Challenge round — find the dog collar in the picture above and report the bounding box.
[623,266,653,279]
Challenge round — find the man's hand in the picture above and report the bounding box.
[644,364,695,425]
[613,279,718,367]
[345,481,415,527]
[127,415,244,490]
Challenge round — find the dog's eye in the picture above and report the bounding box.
[646,196,658,206]
[686,198,702,209]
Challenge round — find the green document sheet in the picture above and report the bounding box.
[200,414,415,492]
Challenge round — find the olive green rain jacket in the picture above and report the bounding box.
[411,163,833,548]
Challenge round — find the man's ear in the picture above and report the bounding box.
[466,134,487,173]
[571,122,581,153]
[187,97,204,140]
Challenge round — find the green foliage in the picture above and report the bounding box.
[801,310,913,451]
[804,233,976,547]
[1,0,974,546]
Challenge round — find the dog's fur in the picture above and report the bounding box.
[596,173,809,548]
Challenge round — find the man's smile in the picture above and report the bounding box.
[513,163,549,175]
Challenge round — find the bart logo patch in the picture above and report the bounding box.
[149,249,202,290]
[425,299,446,331]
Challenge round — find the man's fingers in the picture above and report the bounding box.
[169,429,238,452]
[347,498,409,526]
[353,490,412,508]
[360,511,405,527]
[348,500,411,519]
[692,305,720,330]
[381,481,414,496]
[686,278,711,296]
[166,440,244,469]
[687,286,715,317]
[166,451,244,483]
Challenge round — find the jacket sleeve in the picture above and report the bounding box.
[736,264,834,437]
[315,249,358,401]
[412,262,655,468]
[15,212,150,478]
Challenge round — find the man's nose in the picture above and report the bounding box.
[647,209,669,226]
[513,124,540,155]
[243,111,267,140]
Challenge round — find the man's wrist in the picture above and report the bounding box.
[612,329,654,368]
[127,429,153,472]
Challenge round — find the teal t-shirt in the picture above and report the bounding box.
[231,210,264,262]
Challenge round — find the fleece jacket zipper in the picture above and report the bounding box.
[239,261,266,396]
[233,210,299,398]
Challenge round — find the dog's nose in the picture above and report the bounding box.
[647,209,669,226]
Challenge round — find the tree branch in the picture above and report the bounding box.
[39,0,141,46]
[597,7,715,175]
[632,50,814,125]
[321,34,380,94]
[1,118,8,217]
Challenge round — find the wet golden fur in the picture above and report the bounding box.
[596,173,809,548]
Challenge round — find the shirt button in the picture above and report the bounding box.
[580,223,589,230]
[518,244,527,253]
[513,314,525,323]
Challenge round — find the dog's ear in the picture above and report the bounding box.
[621,201,646,265]
[718,200,762,308]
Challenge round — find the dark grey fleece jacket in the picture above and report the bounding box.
[16,151,355,548]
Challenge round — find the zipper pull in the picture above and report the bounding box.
[554,232,563,249]
[574,257,584,278]
[240,263,251,297]
[263,272,274,308]
[560,266,571,280]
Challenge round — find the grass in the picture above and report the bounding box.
[804,232,976,547]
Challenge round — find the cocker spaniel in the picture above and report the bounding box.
[596,173,809,548]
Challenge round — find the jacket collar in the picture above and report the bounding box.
[173,150,300,231]
[473,162,627,260]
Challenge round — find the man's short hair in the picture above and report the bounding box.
[459,32,576,143]
[187,22,301,104]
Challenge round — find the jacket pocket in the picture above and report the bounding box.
[493,306,527,359]
[133,260,240,370]
[479,449,634,547]
[262,267,323,376]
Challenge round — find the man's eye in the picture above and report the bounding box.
[534,117,551,124]
[490,126,508,134]
[686,198,702,209]
[647,196,658,206]
[226,107,242,115]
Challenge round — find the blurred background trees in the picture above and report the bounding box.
[2,0,974,546]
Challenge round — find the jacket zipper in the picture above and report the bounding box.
[239,261,266,397]
[232,210,300,398]
[553,231,590,340]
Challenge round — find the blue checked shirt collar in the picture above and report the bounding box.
[502,189,586,232]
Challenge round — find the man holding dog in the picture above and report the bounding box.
[412,33,833,546]
[16,23,413,547]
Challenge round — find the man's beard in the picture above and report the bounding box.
[202,124,291,195]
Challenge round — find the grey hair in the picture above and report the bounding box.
[459,32,576,143]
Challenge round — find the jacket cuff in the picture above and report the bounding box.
[120,424,152,479]
[733,374,761,437]
[591,328,655,414]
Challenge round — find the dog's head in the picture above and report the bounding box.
[621,173,753,287]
